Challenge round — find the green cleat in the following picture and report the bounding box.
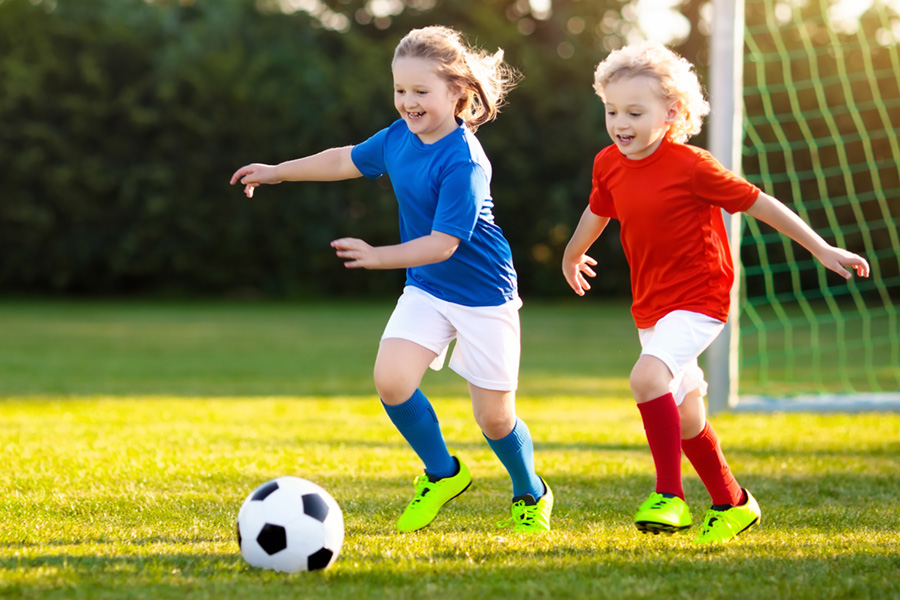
[396,456,472,532]
[693,488,761,545]
[498,479,553,534]
[633,491,692,534]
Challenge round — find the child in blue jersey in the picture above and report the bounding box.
[230,26,552,534]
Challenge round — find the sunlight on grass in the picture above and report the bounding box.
[2,395,899,600]
[1,301,898,599]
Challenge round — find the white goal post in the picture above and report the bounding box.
[705,0,745,414]
[704,0,900,414]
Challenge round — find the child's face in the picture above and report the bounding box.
[392,57,463,145]
[603,75,678,160]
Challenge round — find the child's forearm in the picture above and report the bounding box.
[745,192,871,279]
[275,146,362,182]
[561,207,609,295]
[375,233,460,269]
[745,193,830,256]
[331,231,460,270]
[564,207,610,261]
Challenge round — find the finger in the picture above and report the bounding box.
[581,265,596,278]
[583,255,598,266]
[832,264,852,280]
[564,272,582,296]
[244,184,255,198]
[229,168,246,185]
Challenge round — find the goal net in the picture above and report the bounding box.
[725,0,900,411]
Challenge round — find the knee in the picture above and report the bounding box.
[630,357,672,403]
[373,364,414,406]
[678,392,706,438]
[475,408,515,440]
[629,367,649,399]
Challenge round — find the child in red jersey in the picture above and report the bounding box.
[562,41,870,544]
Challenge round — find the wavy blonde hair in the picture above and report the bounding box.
[393,26,520,132]
[592,41,709,144]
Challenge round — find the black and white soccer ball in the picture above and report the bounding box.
[236,476,344,573]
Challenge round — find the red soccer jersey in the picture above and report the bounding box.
[589,137,760,329]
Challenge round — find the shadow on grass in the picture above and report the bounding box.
[3,472,899,600]
[3,540,899,600]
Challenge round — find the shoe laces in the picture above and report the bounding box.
[647,493,680,510]
[699,509,734,536]
[407,474,435,507]
[497,498,536,529]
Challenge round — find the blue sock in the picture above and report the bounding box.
[382,389,456,479]
[485,417,544,499]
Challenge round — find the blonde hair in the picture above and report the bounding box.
[592,41,710,144]
[393,26,519,132]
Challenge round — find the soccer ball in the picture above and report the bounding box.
[236,476,344,573]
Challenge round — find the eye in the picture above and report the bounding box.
[629,112,642,118]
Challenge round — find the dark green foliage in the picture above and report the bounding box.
[4,0,894,298]
[0,0,620,297]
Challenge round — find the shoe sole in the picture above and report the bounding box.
[398,479,473,532]
[635,520,691,535]
[693,514,760,544]
[737,515,760,535]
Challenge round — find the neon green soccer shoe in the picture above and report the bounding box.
[396,457,472,532]
[633,492,692,534]
[693,488,761,545]
[497,479,553,534]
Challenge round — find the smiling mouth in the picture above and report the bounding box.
[617,134,634,143]
[407,111,424,120]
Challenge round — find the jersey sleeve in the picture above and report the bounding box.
[588,151,618,218]
[431,161,488,241]
[350,128,389,179]
[692,151,761,213]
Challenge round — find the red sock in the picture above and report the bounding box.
[682,422,743,506]
[637,393,684,499]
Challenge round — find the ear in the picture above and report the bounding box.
[665,101,681,123]
[450,82,466,102]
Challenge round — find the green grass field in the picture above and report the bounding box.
[1,300,898,599]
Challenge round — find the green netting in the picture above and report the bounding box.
[739,0,900,399]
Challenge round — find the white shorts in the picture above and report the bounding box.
[638,310,726,406]
[381,286,523,391]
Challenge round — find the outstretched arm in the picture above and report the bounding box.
[562,206,611,295]
[331,231,460,270]
[229,146,363,197]
[745,192,870,279]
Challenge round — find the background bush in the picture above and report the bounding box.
[0,0,617,297]
[1,0,894,298]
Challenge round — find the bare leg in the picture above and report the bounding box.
[468,383,516,440]
[678,389,706,439]
[470,383,544,500]
[374,337,436,405]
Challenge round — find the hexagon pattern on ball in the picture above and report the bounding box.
[236,476,344,573]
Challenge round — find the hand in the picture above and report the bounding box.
[814,246,871,280]
[331,238,381,269]
[563,254,597,296]
[229,163,280,198]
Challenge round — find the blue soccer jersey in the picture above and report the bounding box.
[351,119,517,307]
